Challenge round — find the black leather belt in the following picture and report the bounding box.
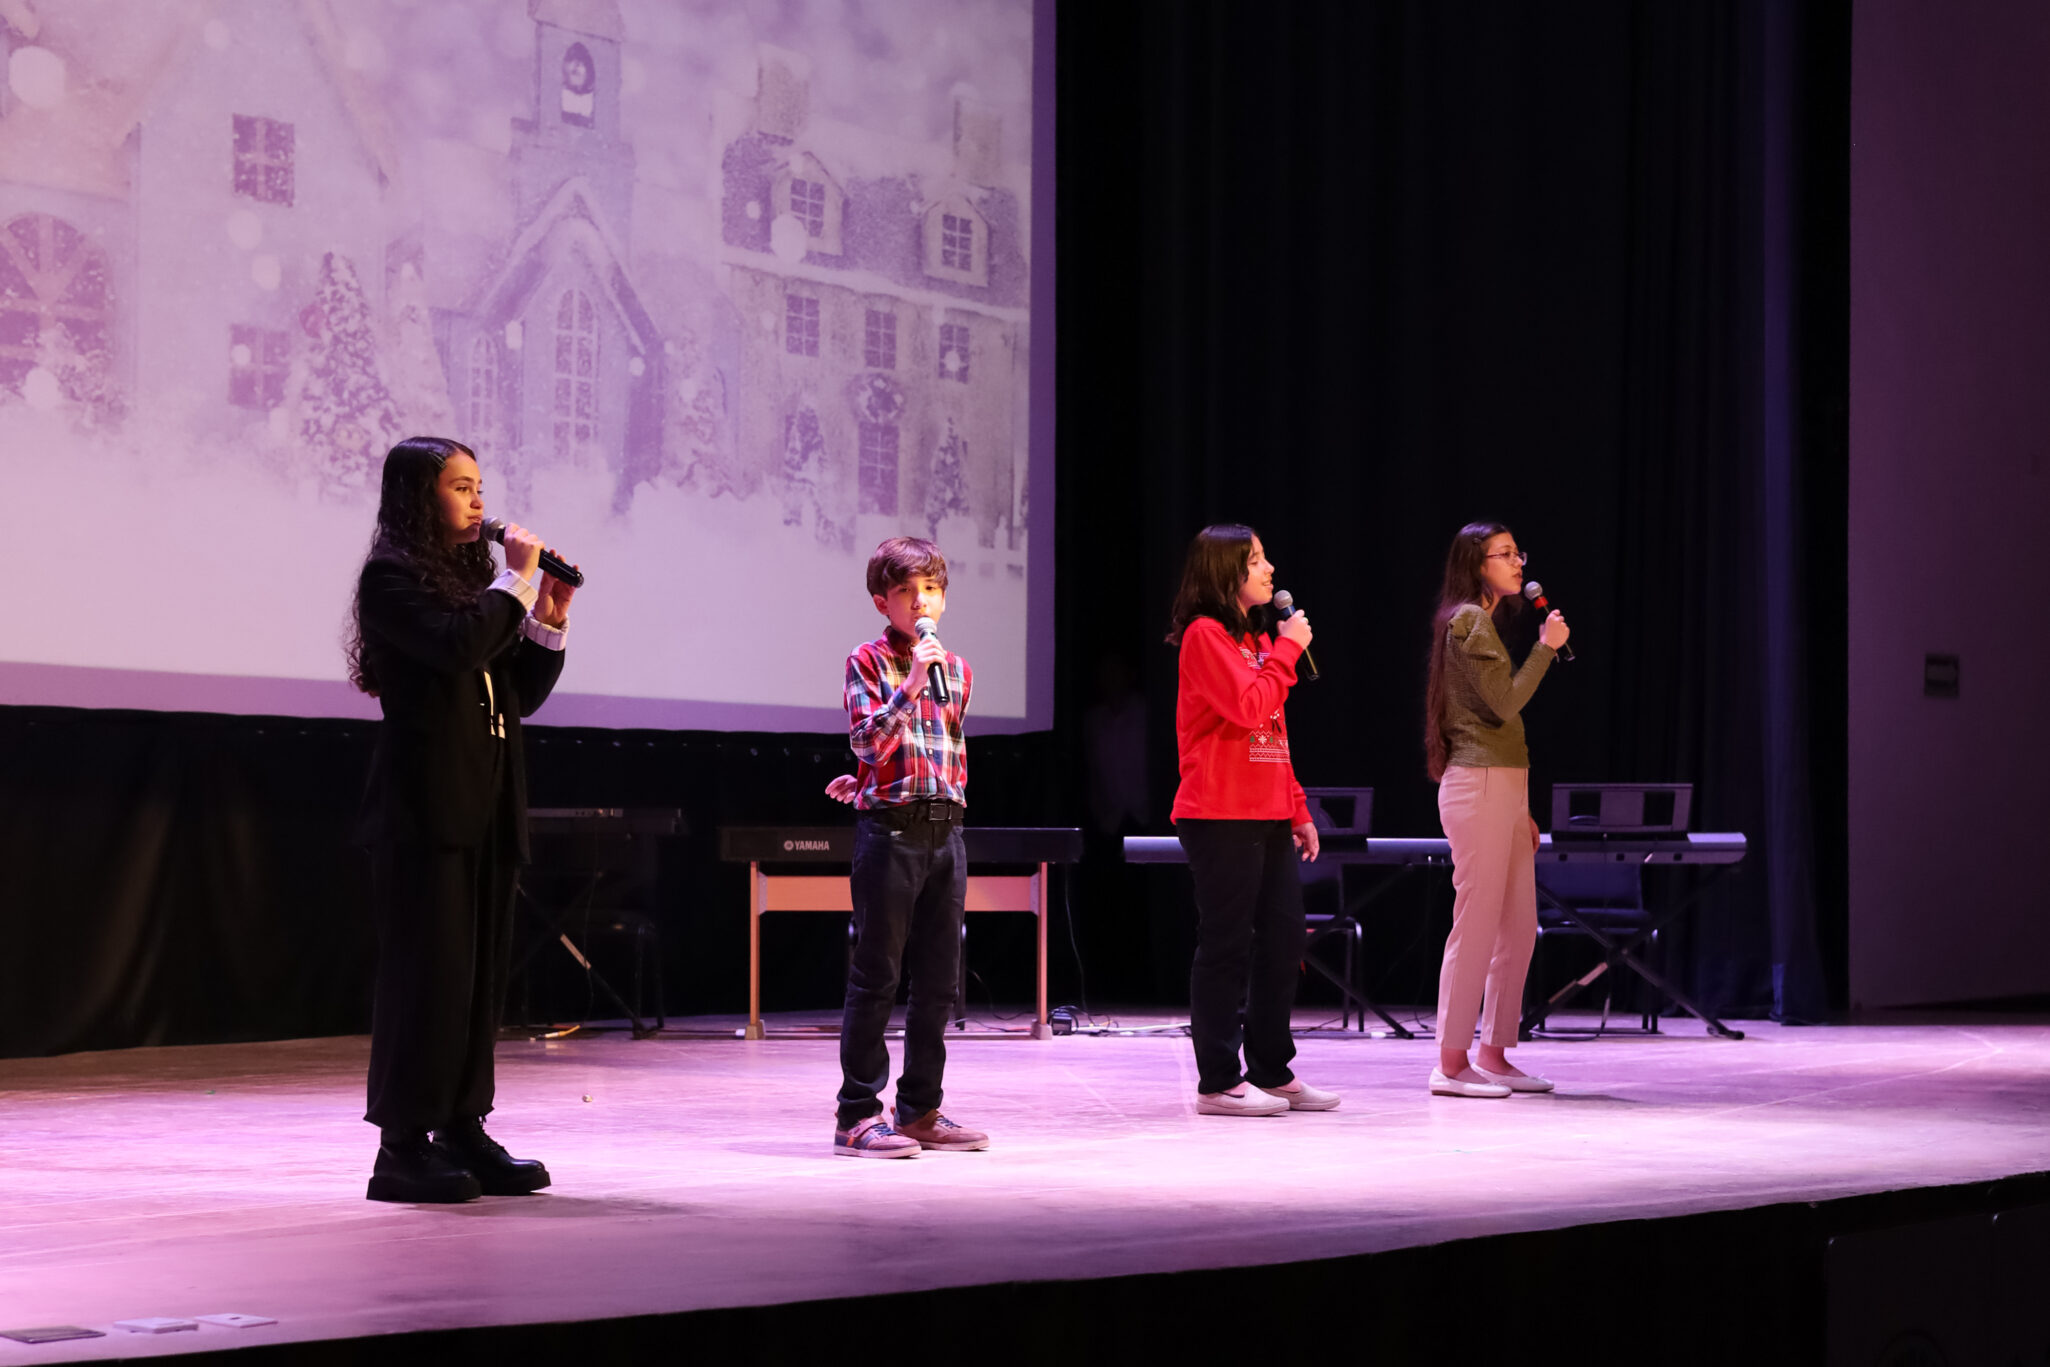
[865,799,964,829]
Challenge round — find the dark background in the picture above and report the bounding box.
[0,0,1852,1057]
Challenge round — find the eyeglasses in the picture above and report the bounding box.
[1486,550,1529,567]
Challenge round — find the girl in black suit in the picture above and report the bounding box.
[347,437,575,1203]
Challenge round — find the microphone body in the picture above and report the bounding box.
[1521,581,1574,662]
[1269,589,1320,682]
[914,617,950,705]
[482,519,585,588]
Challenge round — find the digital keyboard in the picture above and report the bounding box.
[1126,828,1750,1042]
[721,826,1084,865]
[1123,832,1746,866]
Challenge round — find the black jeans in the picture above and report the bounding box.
[1177,818,1305,1095]
[836,814,967,1129]
[364,813,517,1131]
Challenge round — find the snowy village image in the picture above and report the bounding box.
[0,0,1035,723]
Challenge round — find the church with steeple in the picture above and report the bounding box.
[433,0,663,510]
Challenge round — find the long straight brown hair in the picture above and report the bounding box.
[1423,520,1519,781]
[1165,523,1265,647]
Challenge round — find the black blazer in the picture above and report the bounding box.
[352,556,565,859]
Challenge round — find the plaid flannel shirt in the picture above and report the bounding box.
[845,633,972,809]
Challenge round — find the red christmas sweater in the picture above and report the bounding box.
[1170,616,1312,827]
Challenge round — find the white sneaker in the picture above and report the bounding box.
[1472,1063,1554,1093]
[1196,1086,1290,1116]
[1428,1067,1511,1098]
[1256,1079,1341,1111]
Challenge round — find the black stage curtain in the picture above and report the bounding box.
[0,710,1062,1058]
[0,711,379,1056]
[0,0,1849,1056]
[1054,0,1848,1018]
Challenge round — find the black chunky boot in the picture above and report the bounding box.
[366,1127,483,1204]
[432,1118,552,1195]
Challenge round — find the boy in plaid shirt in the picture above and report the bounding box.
[826,537,989,1158]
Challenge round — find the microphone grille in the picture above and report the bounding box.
[1271,590,1294,614]
[1521,581,1544,601]
[914,616,938,639]
[482,517,506,543]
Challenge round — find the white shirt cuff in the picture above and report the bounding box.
[489,568,538,612]
[522,614,568,651]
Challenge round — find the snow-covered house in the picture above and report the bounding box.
[422,0,664,511]
[0,0,393,446]
[716,46,1030,558]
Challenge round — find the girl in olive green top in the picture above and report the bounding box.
[1422,521,1570,1098]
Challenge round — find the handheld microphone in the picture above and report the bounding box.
[482,518,586,588]
[914,617,950,705]
[1269,590,1320,682]
[1521,580,1575,662]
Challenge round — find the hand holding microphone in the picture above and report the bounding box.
[912,617,950,705]
[483,518,586,589]
[1522,580,1574,661]
[1270,589,1320,682]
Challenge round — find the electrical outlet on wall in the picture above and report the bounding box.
[1924,654,1960,698]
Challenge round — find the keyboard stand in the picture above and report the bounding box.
[746,861,1052,1041]
[1327,866,1432,1039]
[1523,864,1745,1041]
[511,874,661,1040]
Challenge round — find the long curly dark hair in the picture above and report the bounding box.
[1165,523,1270,647]
[345,437,495,694]
[1423,519,1523,781]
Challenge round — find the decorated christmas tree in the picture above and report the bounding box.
[925,417,971,538]
[35,321,122,426]
[781,402,824,531]
[662,327,732,496]
[294,252,401,498]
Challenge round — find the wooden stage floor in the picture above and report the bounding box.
[2,1013,2047,1360]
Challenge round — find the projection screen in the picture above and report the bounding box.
[0,0,1052,733]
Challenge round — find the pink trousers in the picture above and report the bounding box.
[1435,765,1537,1050]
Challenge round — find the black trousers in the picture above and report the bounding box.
[364,812,518,1132]
[836,815,967,1129]
[1177,818,1305,1095]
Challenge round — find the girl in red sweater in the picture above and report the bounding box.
[1168,524,1339,1116]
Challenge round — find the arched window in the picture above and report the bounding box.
[468,334,499,439]
[553,288,597,453]
[0,213,113,395]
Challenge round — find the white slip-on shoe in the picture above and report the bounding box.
[1428,1067,1512,1098]
[1472,1064,1554,1093]
[1256,1080,1341,1111]
[1196,1086,1290,1116]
